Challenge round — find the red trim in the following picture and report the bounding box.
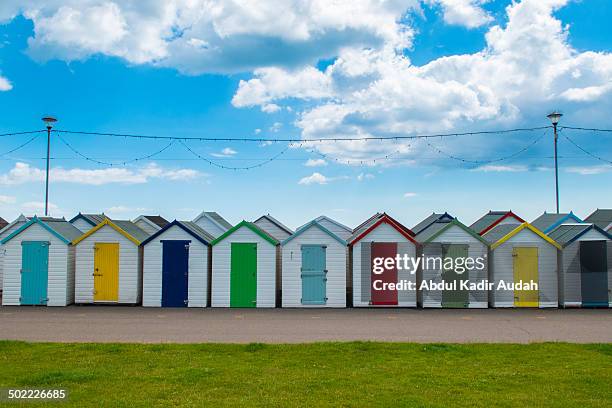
[350,214,418,245]
[478,211,525,235]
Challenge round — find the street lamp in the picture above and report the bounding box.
[547,111,563,214]
[42,116,57,216]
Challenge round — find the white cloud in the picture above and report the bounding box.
[211,147,237,157]
[426,1,493,28]
[0,195,16,204]
[473,164,528,172]
[261,103,281,113]
[403,192,418,198]
[270,122,282,132]
[298,172,329,185]
[0,74,12,91]
[0,162,202,186]
[304,158,327,167]
[6,0,419,74]
[566,165,611,175]
[357,172,375,181]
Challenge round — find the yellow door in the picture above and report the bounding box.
[94,243,119,302]
[513,247,539,307]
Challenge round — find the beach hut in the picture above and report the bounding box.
[72,218,149,304]
[484,223,561,308]
[304,216,353,241]
[585,209,612,231]
[193,211,233,238]
[69,213,105,233]
[349,213,418,307]
[211,221,279,308]
[415,218,489,308]
[0,215,30,292]
[281,219,347,307]
[549,224,612,308]
[412,212,454,235]
[141,220,214,307]
[470,210,525,235]
[133,215,169,236]
[254,214,293,241]
[531,211,583,234]
[1,217,82,306]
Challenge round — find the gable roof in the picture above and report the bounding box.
[412,212,454,235]
[211,220,279,246]
[470,210,525,235]
[0,217,7,230]
[193,211,233,231]
[71,218,149,245]
[487,222,561,250]
[133,215,170,230]
[349,213,417,245]
[282,220,346,246]
[531,212,583,234]
[254,214,294,235]
[310,215,352,234]
[352,212,384,234]
[0,214,29,239]
[585,209,612,230]
[69,213,105,227]
[548,223,612,247]
[1,216,83,245]
[416,219,488,245]
[141,220,215,246]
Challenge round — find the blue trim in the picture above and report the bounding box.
[140,220,211,247]
[282,220,347,246]
[69,213,97,227]
[543,212,584,233]
[1,217,71,245]
[564,224,612,247]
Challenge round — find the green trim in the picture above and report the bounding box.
[211,220,279,246]
[282,220,346,246]
[1,217,71,245]
[423,219,489,245]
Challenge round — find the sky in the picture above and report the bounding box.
[0,0,610,230]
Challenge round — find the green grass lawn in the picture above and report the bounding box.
[0,341,610,407]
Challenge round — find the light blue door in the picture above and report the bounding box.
[21,241,49,305]
[301,245,327,305]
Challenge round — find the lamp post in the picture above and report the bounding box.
[42,116,57,216]
[546,112,563,214]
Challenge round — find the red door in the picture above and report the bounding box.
[371,242,398,305]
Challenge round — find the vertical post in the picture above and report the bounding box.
[45,125,51,216]
[553,123,559,214]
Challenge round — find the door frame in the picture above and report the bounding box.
[20,241,49,305]
[161,240,190,307]
[93,242,120,302]
[441,243,470,308]
[300,244,327,305]
[230,242,258,308]
[513,246,539,307]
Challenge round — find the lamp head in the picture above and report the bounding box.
[42,116,58,129]
[546,112,563,125]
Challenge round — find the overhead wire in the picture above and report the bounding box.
[0,133,41,157]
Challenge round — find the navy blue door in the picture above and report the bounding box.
[162,240,190,307]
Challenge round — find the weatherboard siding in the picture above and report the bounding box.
[318,218,352,240]
[2,222,74,306]
[75,224,141,304]
[195,218,226,239]
[0,220,27,291]
[281,225,346,308]
[71,218,94,233]
[352,222,417,307]
[211,226,276,307]
[142,226,208,307]
[255,218,291,241]
[134,219,160,236]
[490,228,558,308]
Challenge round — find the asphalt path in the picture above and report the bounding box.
[1,306,610,343]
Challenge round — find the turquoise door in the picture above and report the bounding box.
[21,241,49,305]
[301,245,327,305]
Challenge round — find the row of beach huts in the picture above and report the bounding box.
[0,209,610,309]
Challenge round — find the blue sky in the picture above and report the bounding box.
[0,0,610,230]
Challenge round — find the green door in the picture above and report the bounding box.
[230,243,257,308]
[442,244,469,308]
[301,245,327,305]
[21,241,49,305]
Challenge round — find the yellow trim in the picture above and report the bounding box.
[490,223,562,250]
[71,218,142,246]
